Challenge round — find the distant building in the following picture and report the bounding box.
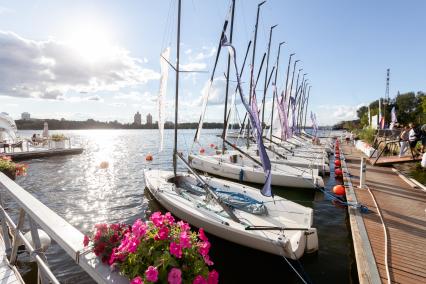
[146,113,153,125]
[134,111,142,125]
[21,112,30,120]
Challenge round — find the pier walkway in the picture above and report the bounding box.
[341,144,426,284]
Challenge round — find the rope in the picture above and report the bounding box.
[365,184,391,284]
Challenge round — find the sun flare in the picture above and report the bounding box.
[66,22,114,62]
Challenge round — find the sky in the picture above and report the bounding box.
[0,0,425,126]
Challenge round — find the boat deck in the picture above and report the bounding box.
[3,148,84,161]
[369,155,422,166]
[0,234,24,284]
[342,144,426,284]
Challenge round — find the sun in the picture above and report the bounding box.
[66,22,114,63]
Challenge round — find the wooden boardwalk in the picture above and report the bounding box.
[342,144,426,284]
[0,234,23,283]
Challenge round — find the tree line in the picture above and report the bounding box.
[15,119,237,130]
[334,91,425,129]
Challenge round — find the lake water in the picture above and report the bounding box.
[8,129,357,283]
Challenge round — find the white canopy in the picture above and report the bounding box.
[0,112,17,143]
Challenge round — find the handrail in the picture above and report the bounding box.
[0,172,129,283]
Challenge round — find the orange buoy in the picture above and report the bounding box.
[99,161,109,169]
[210,143,215,148]
[335,168,343,176]
[200,148,205,154]
[145,153,153,161]
[334,160,341,167]
[333,185,345,196]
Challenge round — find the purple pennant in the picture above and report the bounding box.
[222,39,272,197]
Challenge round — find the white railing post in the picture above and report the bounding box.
[29,217,49,284]
[359,157,366,188]
[10,208,26,264]
[0,191,12,252]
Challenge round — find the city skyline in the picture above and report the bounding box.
[0,0,425,126]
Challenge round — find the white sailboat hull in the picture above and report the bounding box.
[144,169,319,259]
[189,154,324,189]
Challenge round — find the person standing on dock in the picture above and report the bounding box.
[399,125,410,157]
[408,123,420,157]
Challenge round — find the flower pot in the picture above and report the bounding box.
[1,169,16,180]
[51,140,65,149]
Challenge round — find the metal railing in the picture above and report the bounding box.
[0,172,129,283]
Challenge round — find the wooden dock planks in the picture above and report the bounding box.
[342,144,426,284]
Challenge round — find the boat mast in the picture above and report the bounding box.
[270,41,285,141]
[303,85,311,130]
[247,0,266,147]
[261,24,277,133]
[286,59,299,114]
[173,0,181,177]
[222,0,235,154]
[283,53,294,102]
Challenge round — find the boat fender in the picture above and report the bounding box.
[305,228,319,253]
[22,229,51,261]
[239,169,244,181]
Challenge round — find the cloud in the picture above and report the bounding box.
[0,31,160,99]
[65,94,104,103]
[180,62,207,71]
[194,78,238,107]
[114,91,155,102]
[193,47,216,61]
[315,103,366,125]
[184,49,192,55]
[0,6,12,14]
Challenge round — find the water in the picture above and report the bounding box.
[8,129,356,283]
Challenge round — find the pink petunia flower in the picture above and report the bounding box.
[132,219,148,238]
[177,221,190,232]
[203,255,214,266]
[179,231,191,248]
[130,276,144,284]
[170,242,183,258]
[168,268,182,284]
[164,212,175,225]
[145,266,159,282]
[83,235,90,247]
[198,228,208,242]
[155,226,169,240]
[198,241,211,256]
[207,270,219,284]
[150,212,164,227]
[193,275,207,284]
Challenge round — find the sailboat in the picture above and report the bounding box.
[144,0,319,259]
[189,1,326,187]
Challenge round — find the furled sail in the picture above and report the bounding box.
[0,112,17,142]
[222,38,272,197]
[274,86,290,141]
[158,47,170,152]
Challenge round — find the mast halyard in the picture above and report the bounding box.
[173,0,181,177]
[222,0,235,154]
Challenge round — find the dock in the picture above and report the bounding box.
[341,144,426,284]
[4,148,84,161]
